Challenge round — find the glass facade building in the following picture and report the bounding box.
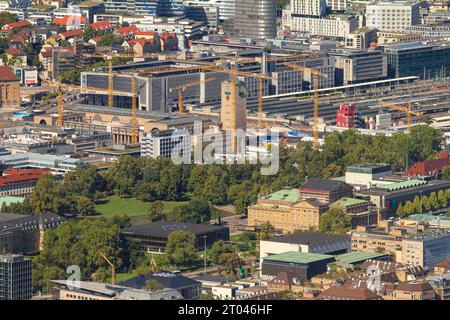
[384,42,450,79]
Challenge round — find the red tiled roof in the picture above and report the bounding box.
[52,16,87,26]
[1,20,31,32]
[317,286,381,300]
[0,66,20,82]
[135,31,156,37]
[435,260,450,270]
[395,281,434,293]
[116,25,139,36]
[0,169,52,188]
[405,151,450,176]
[5,48,26,56]
[89,20,112,31]
[60,29,83,39]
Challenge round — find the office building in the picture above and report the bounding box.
[385,42,450,79]
[234,0,277,39]
[402,231,450,270]
[141,128,191,159]
[366,1,420,32]
[345,27,377,49]
[351,225,404,260]
[0,254,32,300]
[184,1,220,26]
[121,221,229,253]
[0,152,83,173]
[331,49,387,85]
[0,66,20,110]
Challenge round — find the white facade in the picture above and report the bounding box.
[328,0,348,11]
[366,1,420,32]
[291,0,327,17]
[141,129,191,159]
[290,15,359,38]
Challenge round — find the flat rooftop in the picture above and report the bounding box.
[264,231,350,246]
[260,188,300,203]
[121,221,228,238]
[335,251,390,265]
[263,251,335,265]
[332,198,368,207]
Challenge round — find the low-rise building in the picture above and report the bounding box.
[260,251,336,281]
[299,178,353,204]
[121,221,229,253]
[0,168,53,197]
[118,272,201,300]
[0,66,20,110]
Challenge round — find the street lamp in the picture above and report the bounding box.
[203,235,208,275]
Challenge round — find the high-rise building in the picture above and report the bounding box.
[220,80,247,153]
[0,254,32,300]
[234,0,277,39]
[366,1,420,32]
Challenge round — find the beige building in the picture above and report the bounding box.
[0,66,20,110]
[351,225,404,260]
[247,188,329,233]
[220,80,247,153]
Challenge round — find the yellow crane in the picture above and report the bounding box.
[379,100,424,129]
[282,62,328,150]
[170,77,216,113]
[99,252,115,285]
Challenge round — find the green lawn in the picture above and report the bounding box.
[94,196,190,217]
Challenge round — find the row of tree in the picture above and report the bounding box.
[397,189,450,217]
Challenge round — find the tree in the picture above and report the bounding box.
[396,203,404,217]
[76,196,96,216]
[31,174,60,214]
[165,230,199,266]
[319,208,352,234]
[429,192,439,211]
[200,291,214,300]
[412,196,421,214]
[0,12,18,27]
[259,222,276,240]
[218,253,244,273]
[148,201,165,222]
[208,240,233,264]
[144,279,164,291]
[421,195,431,213]
[442,165,450,181]
[438,190,447,209]
[32,218,131,293]
[167,198,211,224]
[98,33,124,47]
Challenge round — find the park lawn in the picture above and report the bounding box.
[94,196,190,217]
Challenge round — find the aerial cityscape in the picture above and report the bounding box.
[0,0,450,306]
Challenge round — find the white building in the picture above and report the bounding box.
[141,128,191,159]
[328,0,348,11]
[290,14,359,38]
[366,1,420,32]
[291,0,327,17]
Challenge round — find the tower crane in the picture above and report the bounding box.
[99,252,115,285]
[169,77,216,113]
[282,62,329,150]
[379,100,424,129]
